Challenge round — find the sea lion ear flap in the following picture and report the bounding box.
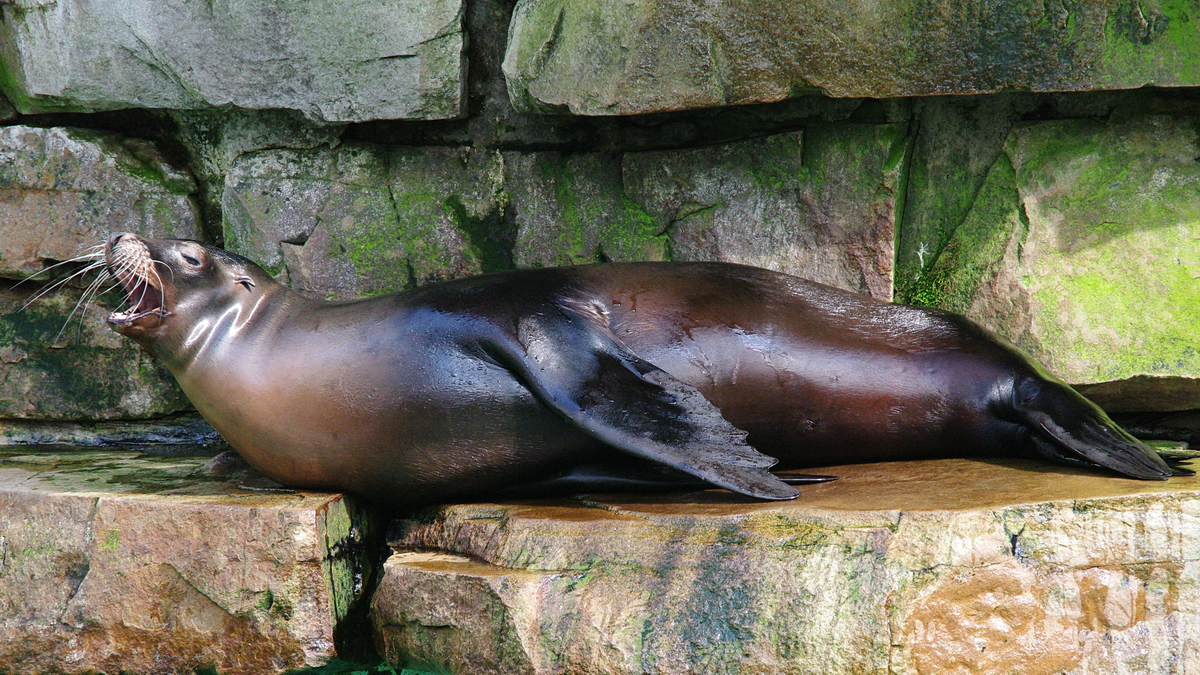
[490,304,800,501]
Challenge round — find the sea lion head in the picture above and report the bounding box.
[104,233,271,354]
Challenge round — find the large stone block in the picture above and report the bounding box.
[0,286,191,420]
[905,115,1200,411]
[503,0,1200,115]
[0,449,382,675]
[0,125,200,420]
[223,144,507,299]
[374,457,1200,674]
[0,125,202,279]
[505,151,669,268]
[0,0,465,123]
[624,126,907,299]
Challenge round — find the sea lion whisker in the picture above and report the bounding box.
[51,268,113,346]
[14,249,106,288]
[151,258,176,283]
[18,259,108,312]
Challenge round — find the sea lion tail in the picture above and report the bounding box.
[1011,377,1173,480]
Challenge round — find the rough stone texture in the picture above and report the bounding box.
[907,115,1200,412]
[0,448,382,675]
[0,94,14,122]
[170,109,346,240]
[0,0,465,123]
[506,151,668,268]
[624,126,907,299]
[0,125,202,279]
[374,457,1200,675]
[223,144,506,299]
[0,285,192,421]
[503,0,1200,115]
[0,413,226,453]
[229,124,906,301]
[894,96,1023,300]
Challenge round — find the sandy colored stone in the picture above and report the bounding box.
[0,0,465,122]
[0,125,201,279]
[0,449,382,675]
[504,0,1200,115]
[375,456,1200,674]
[908,114,1200,411]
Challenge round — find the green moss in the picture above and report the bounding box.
[101,528,119,554]
[898,151,1023,310]
[533,154,667,265]
[1099,0,1200,85]
[444,194,514,274]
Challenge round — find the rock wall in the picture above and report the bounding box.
[2,0,1200,671]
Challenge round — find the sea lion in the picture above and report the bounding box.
[99,232,1177,505]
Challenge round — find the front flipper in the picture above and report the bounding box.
[488,301,802,500]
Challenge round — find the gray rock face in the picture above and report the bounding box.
[224,128,904,299]
[374,458,1200,675]
[505,151,669,268]
[625,126,906,299]
[503,0,1200,115]
[0,125,200,420]
[224,144,507,298]
[0,449,382,675]
[0,287,192,420]
[0,0,465,122]
[0,126,202,278]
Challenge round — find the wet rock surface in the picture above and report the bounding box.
[375,457,1200,675]
[0,448,383,675]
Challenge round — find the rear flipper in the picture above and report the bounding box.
[1011,376,1174,480]
[1029,436,1195,477]
[492,464,838,499]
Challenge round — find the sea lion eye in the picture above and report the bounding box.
[181,254,201,267]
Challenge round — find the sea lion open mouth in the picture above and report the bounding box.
[105,234,168,325]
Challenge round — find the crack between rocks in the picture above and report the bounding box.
[56,496,100,623]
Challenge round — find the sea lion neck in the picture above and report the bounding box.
[150,280,303,376]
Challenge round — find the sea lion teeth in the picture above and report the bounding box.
[99,232,1174,506]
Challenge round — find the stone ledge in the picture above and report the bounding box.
[0,449,381,675]
[375,457,1200,675]
[504,0,1200,115]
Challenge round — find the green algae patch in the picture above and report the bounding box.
[894,97,1017,303]
[1011,116,1200,385]
[225,145,508,299]
[511,151,668,268]
[1098,0,1200,88]
[905,114,1200,406]
[903,151,1024,312]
